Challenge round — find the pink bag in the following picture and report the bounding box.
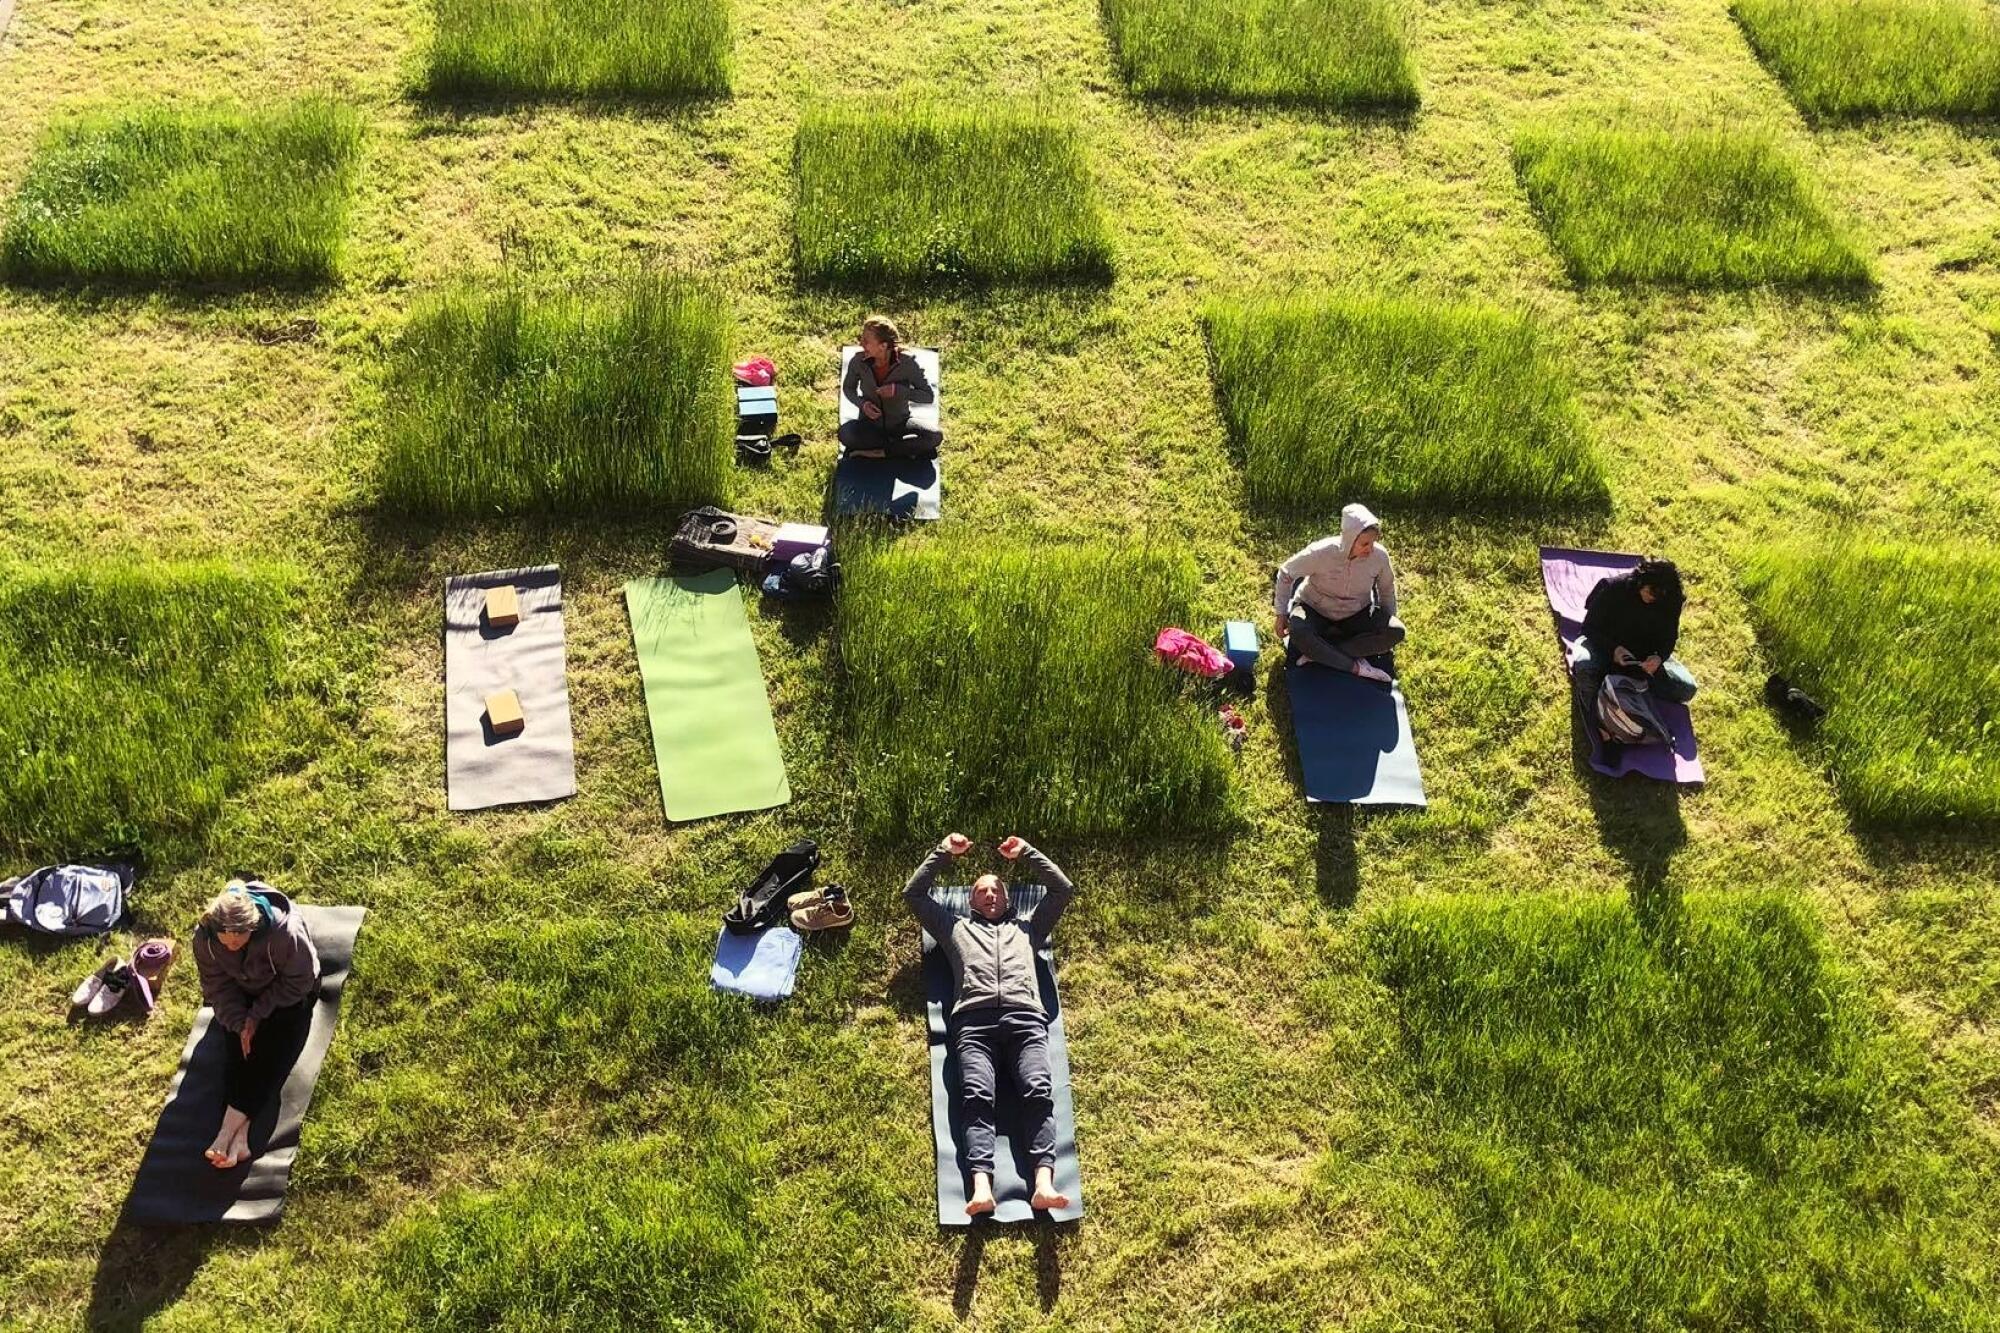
[1154,627,1232,679]
[732,356,776,386]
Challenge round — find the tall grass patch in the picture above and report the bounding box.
[1203,293,1604,513]
[1514,124,1870,288]
[427,0,731,100]
[0,561,299,861]
[1735,0,2000,120]
[1744,541,2000,825]
[1102,0,1415,108]
[839,536,1236,840]
[377,272,733,516]
[0,99,361,289]
[1369,891,1982,1328]
[793,100,1112,287]
[375,1140,767,1331]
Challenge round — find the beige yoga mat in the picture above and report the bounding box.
[444,566,578,811]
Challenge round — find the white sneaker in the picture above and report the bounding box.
[1354,661,1393,685]
[71,961,110,1008]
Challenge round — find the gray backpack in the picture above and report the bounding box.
[3,864,131,936]
[1597,674,1672,746]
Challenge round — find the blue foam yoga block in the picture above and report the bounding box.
[1223,620,1259,669]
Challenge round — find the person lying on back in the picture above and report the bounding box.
[840,315,940,461]
[1576,558,1697,716]
[905,832,1074,1218]
[1274,502,1405,684]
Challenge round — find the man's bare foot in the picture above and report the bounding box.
[1030,1167,1069,1211]
[1354,660,1393,685]
[226,1121,253,1166]
[966,1171,997,1218]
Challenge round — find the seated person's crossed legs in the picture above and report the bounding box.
[839,416,941,461]
[1289,603,1405,674]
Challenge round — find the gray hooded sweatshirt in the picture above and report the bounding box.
[1273,502,1398,624]
[843,348,936,432]
[192,884,321,1033]
[904,843,1075,1017]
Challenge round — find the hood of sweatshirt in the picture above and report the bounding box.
[1338,502,1382,555]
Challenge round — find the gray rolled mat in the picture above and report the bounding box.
[924,885,1084,1226]
[445,565,577,811]
[122,905,365,1224]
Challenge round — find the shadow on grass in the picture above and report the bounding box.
[405,87,731,131]
[950,1218,1076,1315]
[1261,654,1370,911]
[1579,745,1687,933]
[85,1221,253,1332]
[1125,95,1418,134]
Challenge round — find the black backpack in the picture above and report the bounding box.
[724,840,820,935]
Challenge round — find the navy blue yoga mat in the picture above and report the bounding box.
[923,886,1083,1226]
[1286,663,1427,806]
[833,455,943,521]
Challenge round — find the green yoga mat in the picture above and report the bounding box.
[626,570,791,821]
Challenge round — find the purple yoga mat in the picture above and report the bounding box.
[1540,547,1704,784]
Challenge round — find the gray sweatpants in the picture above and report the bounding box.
[955,1005,1056,1175]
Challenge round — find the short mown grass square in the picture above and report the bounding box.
[377,272,734,517]
[1735,0,2000,120]
[839,536,1235,840]
[0,561,301,861]
[427,0,731,100]
[1744,541,2000,825]
[1101,0,1416,108]
[1204,293,1605,513]
[1369,891,1982,1328]
[793,100,1112,287]
[0,99,361,290]
[1514,124,1871,288]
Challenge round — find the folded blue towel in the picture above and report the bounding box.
[711,926,803,1000]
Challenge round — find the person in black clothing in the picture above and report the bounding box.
[1575,559,1696,734]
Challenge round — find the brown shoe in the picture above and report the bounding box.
[790,888,853,932]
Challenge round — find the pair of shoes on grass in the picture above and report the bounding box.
[71,938,175,1017]
[787,884,853,932]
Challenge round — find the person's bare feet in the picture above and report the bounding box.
[1354,660,1393,685]
[966,1171,997,1218]
[225,1120,253,1166]
[206,1108,248,1167]
[1030,1166,1069,1212]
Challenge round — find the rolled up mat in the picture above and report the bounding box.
[711,926,803,1000]
[121,905,365,1224]
[1286,664,1427,806]
[924,885,1083,1226]
[834,345,942,521]
[1539,546,1704,784]
[444,566,578,811]
[625,570,790,822]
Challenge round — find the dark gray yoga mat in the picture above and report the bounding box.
[923,885,1083,1227]
[1286,662,1427,807]
[122,905,365,1225]
[445,565,577,811]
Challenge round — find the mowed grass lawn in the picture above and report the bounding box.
[1735,0,2000,120]
[2,0,1999,1325]
[0,98,361,289]
[1515,123,1873,287]
[1203,292,1605,513]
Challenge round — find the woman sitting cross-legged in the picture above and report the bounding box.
[192,879,320,1169]
[839,315,940,461]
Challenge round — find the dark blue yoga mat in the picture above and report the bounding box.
[923,885,1083,1227]
[1286,663,1427,806]
[832,455,942,521]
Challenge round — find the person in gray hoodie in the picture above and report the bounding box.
[839,315,941,461]
[1273,502,1405,684]
[905,832,1075,1217]
[191,879,320,1169]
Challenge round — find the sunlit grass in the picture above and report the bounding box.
[1203,292,1604,513]
[1735,0,2000,119]
[0,98,361,289]
[376,272,734,516]
[427,0,731,100]
[1514,122,1871,287]
[1744,541,2000,825]
[1101,0,1416,107]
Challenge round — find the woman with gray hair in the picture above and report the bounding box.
[192,879,320,1169]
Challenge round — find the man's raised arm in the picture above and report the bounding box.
[1019,841,1075,940]
[904,835,963,943]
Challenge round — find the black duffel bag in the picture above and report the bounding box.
[723,839,821,935]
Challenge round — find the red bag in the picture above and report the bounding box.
[732,356,776,386]
[1153,627,1232,679]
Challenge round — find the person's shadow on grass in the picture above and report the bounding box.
[85,1221,243,1332]
[1586,774,1687,933]
[949,1216,1073,1316]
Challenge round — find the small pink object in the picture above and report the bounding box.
[1154,627,1232,678]
[732,356,777,386]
